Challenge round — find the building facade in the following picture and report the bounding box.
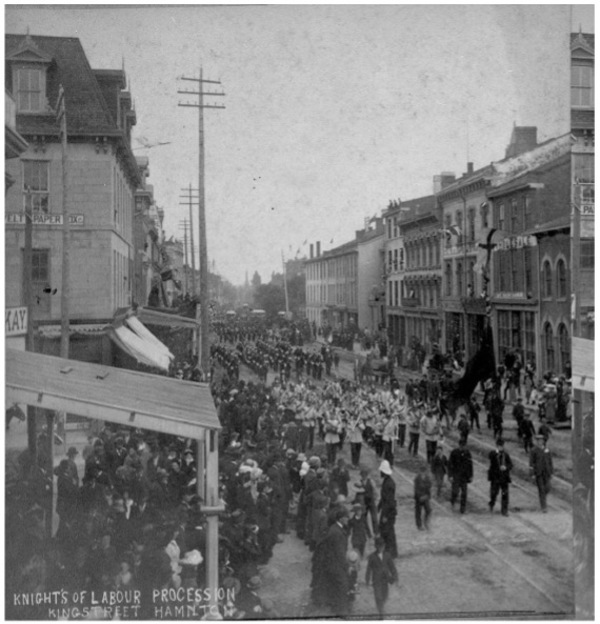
[5,33,141,361]
[357,218,385,333]
[383,194,439,357]
[487,133,572,373]
[437,162,494,360]
[305,240,358,330]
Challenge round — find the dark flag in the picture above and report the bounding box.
[453,324,496,400]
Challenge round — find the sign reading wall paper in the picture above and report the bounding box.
[5,213,84,225]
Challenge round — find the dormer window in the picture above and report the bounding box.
[15,66,45,112]
[571,64,594,108]
[7,34,53,114]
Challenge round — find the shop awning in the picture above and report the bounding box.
[5,348,220,438]
[108,315,175,371]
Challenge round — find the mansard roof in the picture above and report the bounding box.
[6,33,119,136]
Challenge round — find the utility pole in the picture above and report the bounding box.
[179,184,199,296]
[23,187,37,462]
[281,250,290,318]
[178,219,190,295]
[178,68,225,375]
[178,70,225,614]
[56,84,68,464]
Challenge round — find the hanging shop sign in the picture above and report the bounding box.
[492,235,537,251]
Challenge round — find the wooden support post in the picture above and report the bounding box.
[204,430,220,616]
[46,411,55,538]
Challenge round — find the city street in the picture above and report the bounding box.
[4,6,592,621]
[238,348,575,619]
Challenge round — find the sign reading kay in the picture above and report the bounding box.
[6,307,28,336]
[6,213,84,226]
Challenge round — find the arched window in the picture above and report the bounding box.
[543,261,553,298]
[558,323,569,374]
[544,322,555,373]
[556,259,567,298]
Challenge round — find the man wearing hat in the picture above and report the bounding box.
[238,576,264,619]
[487,438,513,516]
[66,446,80,486]
[358,467,378,534]
[378,460,398,558]
[529,435,553,512]
[318,506,350,614]
[520,410,536,453]
[366,536,398,615]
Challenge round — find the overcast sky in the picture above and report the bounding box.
[5,4,594,285]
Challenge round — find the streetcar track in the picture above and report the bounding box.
[386,453,571,614]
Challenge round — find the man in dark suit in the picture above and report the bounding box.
[488,438,513,516]
[448,438,473,514]
[320,506,350,615]
[378,460,397,557]
[366,536,398,615]
[529,435,553,512]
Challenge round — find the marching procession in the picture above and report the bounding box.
[6,311,564,620]
[204,315,560,616]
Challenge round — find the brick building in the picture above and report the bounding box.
[382,194,439,357]
[487,133,572,373]
[437,161,495,360]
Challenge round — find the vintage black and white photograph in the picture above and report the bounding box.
[4,3,595,621]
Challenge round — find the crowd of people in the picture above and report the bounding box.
[6,324,565,620]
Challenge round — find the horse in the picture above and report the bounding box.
[6,403,26,431]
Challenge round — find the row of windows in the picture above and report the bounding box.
[114,165,132,238]
[541,258,568,299]
[495,248,533,294]
[496,195,533,233]
[444,260,477,297]
[306,258,356,281]
[387,279,440,309]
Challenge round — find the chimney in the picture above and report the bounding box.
[467,162,474,175]
[309,243,314,259]
[505,126,538,158]
[316,241,321,257]
[433,172,456,194]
